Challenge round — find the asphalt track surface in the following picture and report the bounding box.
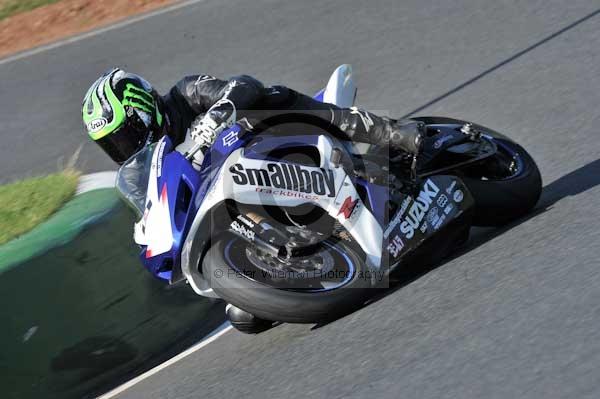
[2,0,600,398]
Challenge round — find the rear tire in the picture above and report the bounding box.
[461,138,541,226]
[203,235,372,324]
[415,116,542,226]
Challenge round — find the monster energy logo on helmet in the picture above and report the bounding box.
[82,68,162,141]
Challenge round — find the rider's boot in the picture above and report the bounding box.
[336,109,425,156]
[386,119,425,156]
[334,109,425,195]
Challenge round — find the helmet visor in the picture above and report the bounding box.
[95,121,149,164]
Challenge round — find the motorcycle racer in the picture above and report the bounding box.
[82,68,544,333]
[82,68,424,165]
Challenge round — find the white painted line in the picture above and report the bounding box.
[97,323,233,398]
[77,171,117,194]
[0,0,208,66]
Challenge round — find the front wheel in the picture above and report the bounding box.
[202,234,372,324]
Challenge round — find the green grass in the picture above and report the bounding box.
[0,170,79,245]
[0,0,61,20]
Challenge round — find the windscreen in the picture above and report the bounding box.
[116,143,156,218]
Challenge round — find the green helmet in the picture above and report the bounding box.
[82,68,164,163]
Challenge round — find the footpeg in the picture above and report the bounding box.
[226,304,273,334]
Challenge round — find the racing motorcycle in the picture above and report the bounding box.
[117,65,542,333]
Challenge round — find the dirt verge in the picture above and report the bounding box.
[0,0,180,60]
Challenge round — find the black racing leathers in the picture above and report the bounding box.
[159,74,423,154]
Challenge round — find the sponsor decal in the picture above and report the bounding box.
[444,204,454,215]
[156,139,166,178]
[230,163,336,197]
[384,196,412,238]
[399,196,412,216]
[437,194,448,208]
[230,220,255,240]
[222,131,239,147]
[433,214,446,230]
[86,117,107,133]
[453,189,464,203]
[255,187,320,201]
[433,135,453,149]
[236,214,255,228]
[399,179,440,239]
[387,235,405,258]
[426,207,440,226]
[446,181,457,195]
[338,196,358,219]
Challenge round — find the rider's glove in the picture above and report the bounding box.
[189,99,237,148]
[189,114,223,148]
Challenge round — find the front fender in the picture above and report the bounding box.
[180,140,388,296]
[180,200,232,298]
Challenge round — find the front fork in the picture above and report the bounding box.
[226,211,325,261]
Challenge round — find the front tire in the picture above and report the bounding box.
[203,234,372,324]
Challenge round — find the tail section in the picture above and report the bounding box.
[314,64,357,108]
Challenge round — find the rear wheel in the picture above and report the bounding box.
[461,134,541,226]
[416,117,542,226]
[203,233,371,324]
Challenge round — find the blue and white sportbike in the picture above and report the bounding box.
[117,65,542,333]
